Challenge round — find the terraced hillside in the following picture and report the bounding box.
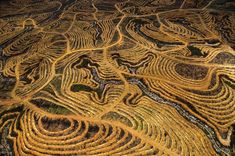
[0,0,235,155]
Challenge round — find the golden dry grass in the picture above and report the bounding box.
[0,0,235,155]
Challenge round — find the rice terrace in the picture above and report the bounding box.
[0,0,235,155]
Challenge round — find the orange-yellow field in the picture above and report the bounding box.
[0,0,235,155]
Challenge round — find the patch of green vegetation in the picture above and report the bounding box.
[31,99,73,115]
[50,76,62,91]
[46,105,72,115]
[71,84,93,92]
